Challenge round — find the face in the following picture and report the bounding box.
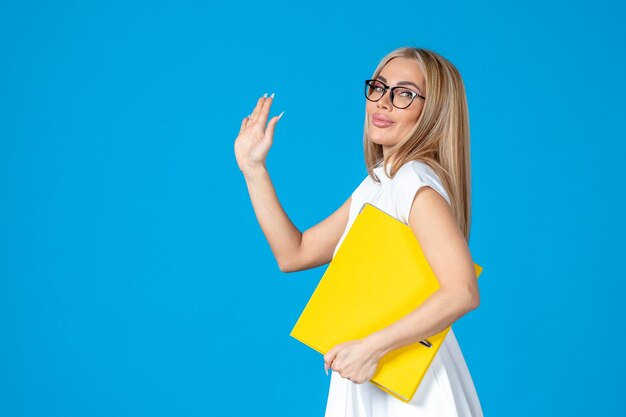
[366,57,426,161]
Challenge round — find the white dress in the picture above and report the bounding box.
[324,160,483,417]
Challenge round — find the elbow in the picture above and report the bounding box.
[278,258,297,273]
[466,289,480,311]
[450,288,479,314]
[469,293,480,311]
[461,275,481,312]
[278,260,291,273]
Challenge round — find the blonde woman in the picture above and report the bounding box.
[234,47,483,417]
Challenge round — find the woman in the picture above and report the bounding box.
[234,46,483,416]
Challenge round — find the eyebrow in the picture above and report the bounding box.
[377,75,423,93]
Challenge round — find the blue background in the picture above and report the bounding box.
[1,1,625,416]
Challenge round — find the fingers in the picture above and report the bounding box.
[245,93,283,135]
[249,94,267,121]
[249,92,274,121]
[324,349,338,374]
[324,360,333,375]
[257,93,275,126]
[240,115,249,132]
[263,112,284,142]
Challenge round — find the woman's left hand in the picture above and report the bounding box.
[323,339,382,384]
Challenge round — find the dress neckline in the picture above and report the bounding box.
[372,161,394,182]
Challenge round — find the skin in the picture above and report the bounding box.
[365,56,427,164]
[234,58,480,385]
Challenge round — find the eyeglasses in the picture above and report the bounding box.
[364,79,426,109]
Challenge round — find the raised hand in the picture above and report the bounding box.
[234,92,284,176]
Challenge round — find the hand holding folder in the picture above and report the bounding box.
[290,202,483,403]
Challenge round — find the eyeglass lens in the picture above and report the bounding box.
[365,80,415,109]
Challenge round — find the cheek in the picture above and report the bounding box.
[413,106,424,122]
[405,107,422,121]
[394,113,420,136]
[400,110,422,127]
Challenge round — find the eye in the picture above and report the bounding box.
[369,80,385,90]
[397,88,415,98]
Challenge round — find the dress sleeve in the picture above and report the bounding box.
[391,161,451,224]
[349,174,371,204]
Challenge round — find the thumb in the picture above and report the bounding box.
[264,111,284,142]
[324,348,338,373]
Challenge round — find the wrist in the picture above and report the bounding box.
[364,330,392,360]
[241,164,267,179]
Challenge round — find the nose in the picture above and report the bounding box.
[376,89,392,111]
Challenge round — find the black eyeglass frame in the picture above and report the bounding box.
[364,79,426,109]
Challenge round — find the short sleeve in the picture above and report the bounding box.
[349,172,376,213]
[350,175,369,199]
[391,161,451,224]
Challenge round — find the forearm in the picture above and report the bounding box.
[365,288,478,359]
[242,165,302,271]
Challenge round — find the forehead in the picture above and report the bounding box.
[379,57,425,87]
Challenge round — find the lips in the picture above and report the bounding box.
[372,114,394,127]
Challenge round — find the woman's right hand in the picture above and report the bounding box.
[234,93,284,176]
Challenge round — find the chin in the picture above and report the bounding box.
[368,132,394,146]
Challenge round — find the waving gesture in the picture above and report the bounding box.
[234,93,284,175]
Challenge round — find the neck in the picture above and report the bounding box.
[382,148,395,168]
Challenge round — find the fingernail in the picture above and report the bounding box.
[325,368,328,376]
[270,92,275,99]
[263,93,268,98]
[277,110,285,120]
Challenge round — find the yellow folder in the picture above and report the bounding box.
[290,202,483,403]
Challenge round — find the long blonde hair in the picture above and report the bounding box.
[364,47,473,242]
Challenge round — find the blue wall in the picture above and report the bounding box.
[1,1,624,416]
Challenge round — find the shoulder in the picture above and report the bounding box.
[350,169,377,201]
[396,160,439,181]
[354,169,373,190]
[390,160,451,224]
[394,160,450,203]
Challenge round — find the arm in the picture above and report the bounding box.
[364,186,480,358]
[235,93,351,273]
[242,166,351,273]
